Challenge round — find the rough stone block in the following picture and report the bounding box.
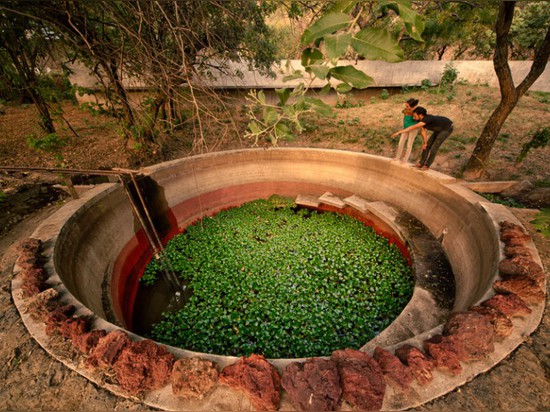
[220,354,281,411]
[282,357,341,411]
[468,306,514,340]
[172,357,219,400]
[493,276,545,304]
[481,293,532,318]
[113,339,175,395]
[86,329,132,369]
[373,346,413,391]
[24,288,60,320]
[72,329,107,354]
[443,312,495,361]
[503,245,532,259]
[394,344,435,386]
[423,335,462,375]
[332,348,386,411]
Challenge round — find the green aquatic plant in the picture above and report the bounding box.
[144,196,414,358]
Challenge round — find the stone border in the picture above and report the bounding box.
[11,149,546,410]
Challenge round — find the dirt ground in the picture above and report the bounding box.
[0,84,549,410]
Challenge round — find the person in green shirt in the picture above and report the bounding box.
[392,98,422,163]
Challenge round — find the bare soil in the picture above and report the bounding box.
[0,84,549,410]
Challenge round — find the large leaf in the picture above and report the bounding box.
[381,0,424,42]
[301,12,350,45]
[307,64,330,80]
[336,83,353,93]
[304,97,334,117]
[276,88,291,106]
[405,15,425,42]
[326,0,358,13]
[325,33,352,61]
[351,27,404,62]
[329,65,374,89]
[301,48,324,66]
[283,71,304,82]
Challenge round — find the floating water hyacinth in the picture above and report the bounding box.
[144,196,414,358]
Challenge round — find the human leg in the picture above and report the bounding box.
[424,128,453,167]
[395,133,407,160]
[419,132,438,165]
[403,129,418,162]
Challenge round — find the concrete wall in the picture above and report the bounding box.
[70,59,550,103]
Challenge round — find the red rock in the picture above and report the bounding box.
[468,306,514,340]
[44,304,76,336]
[373,346,413,390]
[332,349,385,410]
[510,257,545,287]
[24,288,60,320]
[481,293,532,317]
[19,267,48,298]
[220,354,281,411]
[443,312,495,361]
[394,345,435,386]
[504,245,532,259]
[16,239,42,271]
[20,267,46,282]
[58,316,90,340]
[113,339,175,395]
[423,335,462,375]
[493,276,545,304]
[500,226,529,243]
[172,357,219,400]
[499,258,545,287]
[17,237,42,252]
[86,329,131,369]
[282,358,341,411]
[72,329,107,354]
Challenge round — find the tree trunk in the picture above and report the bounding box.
[463,2,550,179]
[5,48,56,134]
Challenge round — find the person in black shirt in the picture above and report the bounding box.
[391,106,453,170]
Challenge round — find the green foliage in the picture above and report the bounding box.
[380,89,390,100]
[440,64,459,89]
[516,127,550,164]
[246,1,424,145]
[0,191,6,203]
[529,91,550,104]
[531,208,550,237]
[479,193,526,209]
[146,196,414,358]
[26,132,68,164]
[420,79,432,91]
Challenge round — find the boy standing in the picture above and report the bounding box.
[391,106,453,170]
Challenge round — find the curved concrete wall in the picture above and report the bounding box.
[20,147,548,410]
[53,148,499,328]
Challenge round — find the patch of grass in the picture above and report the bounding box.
[479,193,526,208]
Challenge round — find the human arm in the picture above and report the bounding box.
[391,121,425,138]
[420,127,428,149]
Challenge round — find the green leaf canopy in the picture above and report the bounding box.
[351,27,404,62]
[301,12,350,45]
[329,65,374,89]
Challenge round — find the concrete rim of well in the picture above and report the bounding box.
[11,148,546,411]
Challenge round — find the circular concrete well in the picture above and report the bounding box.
[12,148,546,410]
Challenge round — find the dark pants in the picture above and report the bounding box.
[419,127,453,167]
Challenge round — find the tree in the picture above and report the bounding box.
[0,9,56,133]
[0,0,278,153]
[463,2,550,179]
